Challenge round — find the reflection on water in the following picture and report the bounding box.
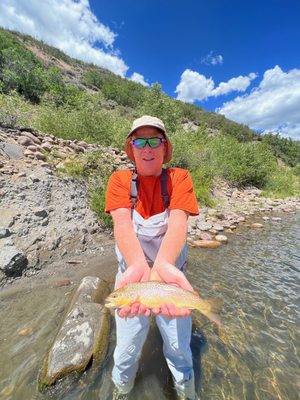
[0,212,299,399]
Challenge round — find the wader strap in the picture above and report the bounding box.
[160,168,170,208]
[130,170,139,208]
[130,168,170,209]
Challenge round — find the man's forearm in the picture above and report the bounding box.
[153,211,188,268]
[114,221,148,268]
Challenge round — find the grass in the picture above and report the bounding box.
[262,167,300,198]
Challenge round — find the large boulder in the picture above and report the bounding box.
[39,276,111,389]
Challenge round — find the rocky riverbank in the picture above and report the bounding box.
[1,125,299,286]
[0,125,127,286]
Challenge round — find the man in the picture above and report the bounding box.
[105,115,199,399]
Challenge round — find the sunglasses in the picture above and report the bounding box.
[131,137,166,149]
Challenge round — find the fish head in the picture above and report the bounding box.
[104,287,132,308]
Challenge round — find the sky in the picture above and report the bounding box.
[1,0,300,140]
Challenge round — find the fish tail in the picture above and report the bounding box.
[196,297,223,326]
[207,297,223,314]
[206,311,222,326]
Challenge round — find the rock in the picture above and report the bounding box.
[0,227,10,238]
[33,207,48,218]
[197,221,213,231]
[44,136,55,144]
[192,240,221,249]
[18,136,34,146]
[53,280,71,288]
[215,234,228,243]
[22,131,42,145]
[29,174,40,182]
[283,208,294,213]
[66,260,82,264]
[35,151,46,161]
[251,223,264,228]
[0,143,24,160]
[41,142,52,151]
[212,223,224,232]
[27,145,38,152]
[198,232,213,241]
[272,217,282,221]
[47,236,62,251]
[24,149,35,157]
[78,141,88,149]
[187,237,195,245]
[18,327,34,336]
[0,246,28,279]
[39,276,111,389]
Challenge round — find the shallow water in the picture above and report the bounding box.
[0,212,299,400]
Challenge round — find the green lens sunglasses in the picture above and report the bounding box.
[131,137,166,149]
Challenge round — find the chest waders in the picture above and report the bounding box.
[115,168,188,272]
[112,168,195,399]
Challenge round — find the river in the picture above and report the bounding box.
[0,212,299,400]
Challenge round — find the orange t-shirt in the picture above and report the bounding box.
[105,168,199,219]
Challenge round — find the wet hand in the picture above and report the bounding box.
[115,264,152,318]
[151,303,191,318]
[117,302,151,318]
[115,264,151,290]
[150,262,194,318]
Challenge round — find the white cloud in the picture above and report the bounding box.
[201,51,223,66]
[217,66,300,140]
[129,72,149,87]
[175,69,215,103]
[0,0,128,76]
[212,73,258,96]
[175,69,256,103]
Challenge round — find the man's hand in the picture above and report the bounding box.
[150,262,194,318]
[116,264,152,318]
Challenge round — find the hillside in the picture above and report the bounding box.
[0,28,273,139]
[0,27,299,205]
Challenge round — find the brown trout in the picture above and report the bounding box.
[105,281,223,325]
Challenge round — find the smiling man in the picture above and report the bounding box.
[105,115,200,400]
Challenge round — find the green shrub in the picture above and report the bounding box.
[207,137,277,187]
[0,45,47,102]
[191,166,214,207]
[262,133,300,167]
[0,91,33,126]
[262,168,300,198]
[36,96,130,146]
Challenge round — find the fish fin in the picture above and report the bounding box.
[206,297,223,314]
[206,311,222,326]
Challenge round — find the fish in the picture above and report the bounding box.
[105,281,223,325]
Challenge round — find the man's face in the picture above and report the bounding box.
[131,126,167,176]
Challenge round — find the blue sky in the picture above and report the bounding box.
[1,0,300,140]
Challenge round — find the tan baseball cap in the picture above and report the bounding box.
[125,115,172,163]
